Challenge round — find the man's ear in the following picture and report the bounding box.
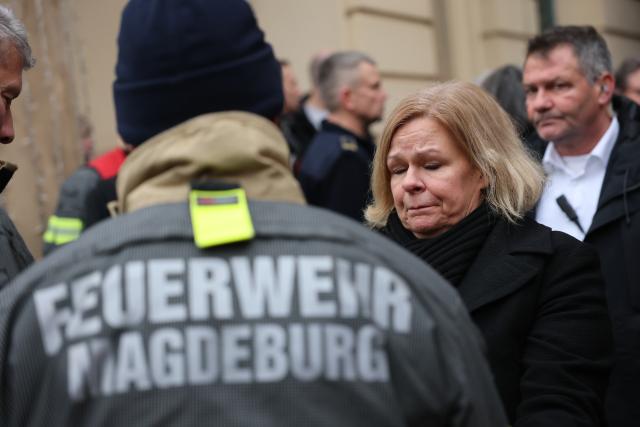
[339,86,354,111]
[597,73,615,105]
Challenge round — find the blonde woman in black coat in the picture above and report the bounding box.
[366,81,612,426]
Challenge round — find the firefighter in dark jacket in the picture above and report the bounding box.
[0,5,35,288]
[42,145,128,255]
[523,25,640,427]
[298,51,386,222]
[0,1,507,426]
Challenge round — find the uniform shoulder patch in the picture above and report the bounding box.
[340,136,358,152]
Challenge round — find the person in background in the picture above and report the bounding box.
[523,26,640,427]
[279,49,332,173]
[0,5,35,287]
[279,59,301,114]
[42,138,129,255]
[615,56,640,105]
[480,64,534,139]
[366,81,611,426]
[0,1,507,426]
[298,51,386,221]
[304,49,333,130]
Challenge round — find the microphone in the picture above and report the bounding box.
[556,195,584,233]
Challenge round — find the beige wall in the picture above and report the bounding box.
[68,0,127,155]
[252,0,442,133]
[254,0,640,89]
[346,0,441,122]
[254,0,540,105]
[5,0,640,258]
[433,0,539,81]
[555,0,640,70]
[252,0,347,92]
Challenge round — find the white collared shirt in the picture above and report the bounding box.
[303,103,328,130]
[535,116,619,240]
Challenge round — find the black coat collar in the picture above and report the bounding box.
[457,217,552,312]
[0,161,17,194]
[590,97,640,233]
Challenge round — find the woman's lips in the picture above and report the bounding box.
[406,204,436,212]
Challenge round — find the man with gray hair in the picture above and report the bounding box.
[298,50,386,222]
[0,5,35,287]
[615,56,640,105]
[523,25,640,427]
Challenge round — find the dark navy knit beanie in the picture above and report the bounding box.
[113,0,284,146]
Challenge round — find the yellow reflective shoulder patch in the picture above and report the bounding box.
[43,215,84,245]
[189,187,255,248]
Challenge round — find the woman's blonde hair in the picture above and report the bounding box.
[365,80,545,228]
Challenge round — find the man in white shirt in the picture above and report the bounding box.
[523,28,615,237]
[523,25,640,427]
[535,114,618,240]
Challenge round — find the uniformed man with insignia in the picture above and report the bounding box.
[0,1,507,426]
[298,51,386,222]
[0,5,35,288]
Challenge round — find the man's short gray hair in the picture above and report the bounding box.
[0,5,34,69]
[317,51,375,112]
[526,25,611,83]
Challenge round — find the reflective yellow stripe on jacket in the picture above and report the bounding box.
[43,216,83,245]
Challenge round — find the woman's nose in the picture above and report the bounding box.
[401,167,425,192]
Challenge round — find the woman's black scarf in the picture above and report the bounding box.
[382,203,495,287]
